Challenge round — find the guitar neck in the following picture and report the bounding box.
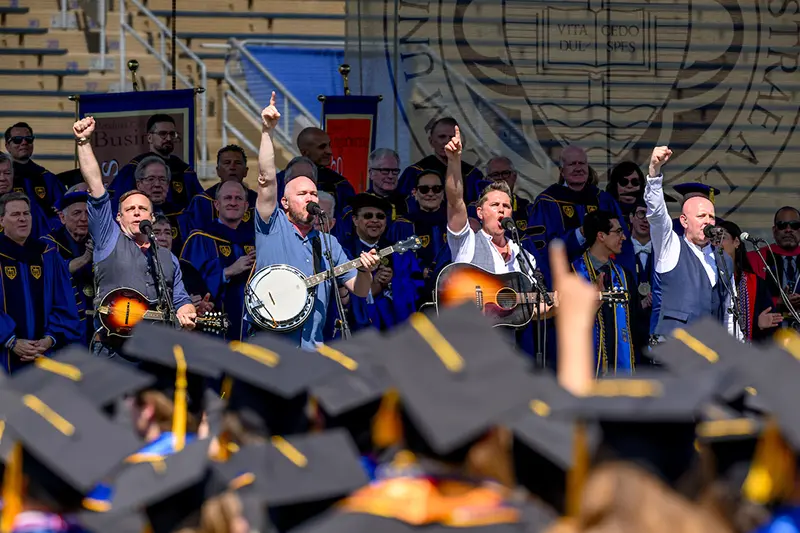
[515,291,619,303]
[305,245,396,288]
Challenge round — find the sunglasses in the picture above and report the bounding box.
[618,176,640,187]
[8,135,34,144]
[417,185,443,194]
[360,212,386,220]
[776,221,800,230]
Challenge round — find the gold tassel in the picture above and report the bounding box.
[372,389,402,449]
[742,420,794,504]
[172,345,188,452]
[1,442,23,533]
[566,422,589,518]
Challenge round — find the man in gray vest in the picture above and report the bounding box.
[644,146,740,339]
[73,116,197,360]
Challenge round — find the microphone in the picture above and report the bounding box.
[532,270,554,306]
[306,202,323,217]
[501,217,516,232]
[703,225,724,240]
[740,232,764,245]
[138,220,156,240]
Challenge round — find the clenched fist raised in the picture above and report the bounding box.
[649,146,672,177]
[73,116,96,139]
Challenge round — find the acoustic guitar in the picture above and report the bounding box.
[435,263,629,328]
[92,287,230,338]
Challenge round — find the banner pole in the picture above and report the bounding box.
[171,0,177,90]
[69,94,80,168]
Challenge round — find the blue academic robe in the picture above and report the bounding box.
[572,252,636,377]
[13,160,66,236]
[753,506,800,533]
[528,184,636,275]
[179,221,255,341]
[631,247,656,357]
[110,152,203,212]
[342,236,422,332]
[0,235,80,374]
[182,182,258,235]
[41,227,93,346]
[404,200,451,303]
[397,155,483,204]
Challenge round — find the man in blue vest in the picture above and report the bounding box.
[644,146,739,339]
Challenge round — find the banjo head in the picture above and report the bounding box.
[246,265,314,331]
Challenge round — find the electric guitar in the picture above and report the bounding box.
[92,287,230,338]
[434,263,629,328]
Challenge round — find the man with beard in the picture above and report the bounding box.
[0,192,80,373]
[3,123,65,233]
[252,92,379,349]
[397,117,483,203]
[747,206,800,311]
[182,144,257,234]
[73,116,197,361]
[341,193,422,332]
[180,181,255,340]
[572,210,638,376]
[110,114,203,212]
[41,191,94,346]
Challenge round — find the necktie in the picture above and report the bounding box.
[786,256,796,290]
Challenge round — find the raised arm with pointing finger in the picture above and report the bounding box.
[256,91,280,224]
[444,125,467,234]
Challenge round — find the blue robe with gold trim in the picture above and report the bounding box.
[404,200,450,304]
[12,160,65,236]
[0,235,80,374]
[41,227,93,346]
[181,182,258,235]
[397,155,483,204]
[179,221,255,340]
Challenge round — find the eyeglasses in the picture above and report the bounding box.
[488,170,516,180]
[360,212,386,220]
[370,167,401,176]
[150,130,179,140]
[618,176,640,187]
[633,211,647,219]
[8,136,34,144]
[417,185,443,194]
[141,176,169,185]
[776,221,800,231]
[607,228,625,236]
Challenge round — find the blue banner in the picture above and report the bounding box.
[78,89,195,181]
[322,95,380,192]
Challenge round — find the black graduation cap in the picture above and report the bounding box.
[505,372,600,514]
[349,193,392,216]
[648,316,757,403]
[55,191,89,211]
[7,345,156,408]
[673,182,721,203]
[379,304,537,457]
[0,381,142,515]
[217,332,353,438]
[55,168,85,189]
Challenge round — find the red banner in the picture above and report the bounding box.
[322,96,380,193]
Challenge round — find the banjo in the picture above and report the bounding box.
[245,236,422,332]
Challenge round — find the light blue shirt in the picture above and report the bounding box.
[253,207,356,350]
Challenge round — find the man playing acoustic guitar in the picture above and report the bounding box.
[73,117,198,361]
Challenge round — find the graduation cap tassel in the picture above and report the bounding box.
[372,389,402,449]
[1,442,23,533]
[172,345,188,453]
[566,422,590,518]
[742,419,791,505]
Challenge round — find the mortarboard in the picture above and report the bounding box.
[7,345,156,408]
[348,193,393,216]
[0,381,142,527]
[505,372,600,514]
[673,182,721,203]
[122,322,223,451]
[378,303,537,457]
[55,191,89,211]
[55,168,85,189]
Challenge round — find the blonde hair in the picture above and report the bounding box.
[137,390,200,434]
[173,492,246,533]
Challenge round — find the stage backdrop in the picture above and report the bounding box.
[78,89,195,182]
[321,95,380,193]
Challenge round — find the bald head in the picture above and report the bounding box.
[681,196,715,246]
[559,145,589,191]
[297,127,332,167]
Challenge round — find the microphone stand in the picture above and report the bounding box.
[508,224,548,370]
[146,233,179,329]
[709,231,742,338]
[319,212,352,340]
[750,239,800,327]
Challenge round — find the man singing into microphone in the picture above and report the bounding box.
[73,117,197,360]
[644,146,740,339]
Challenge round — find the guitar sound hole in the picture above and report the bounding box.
[496,288,518,310]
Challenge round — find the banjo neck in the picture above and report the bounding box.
[304,244,396,288]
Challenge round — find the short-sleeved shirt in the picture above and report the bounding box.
[253,207,356,350]
[87,191,191,308]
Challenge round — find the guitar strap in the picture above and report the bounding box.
[311,234,324,290]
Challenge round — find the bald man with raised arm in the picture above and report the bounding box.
[251,92,379,350]
[644,146,740,340]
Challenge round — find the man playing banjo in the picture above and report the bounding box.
[249,92,380,349]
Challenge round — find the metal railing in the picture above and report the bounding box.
[117,0,208,171]
[221,38,322,157]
